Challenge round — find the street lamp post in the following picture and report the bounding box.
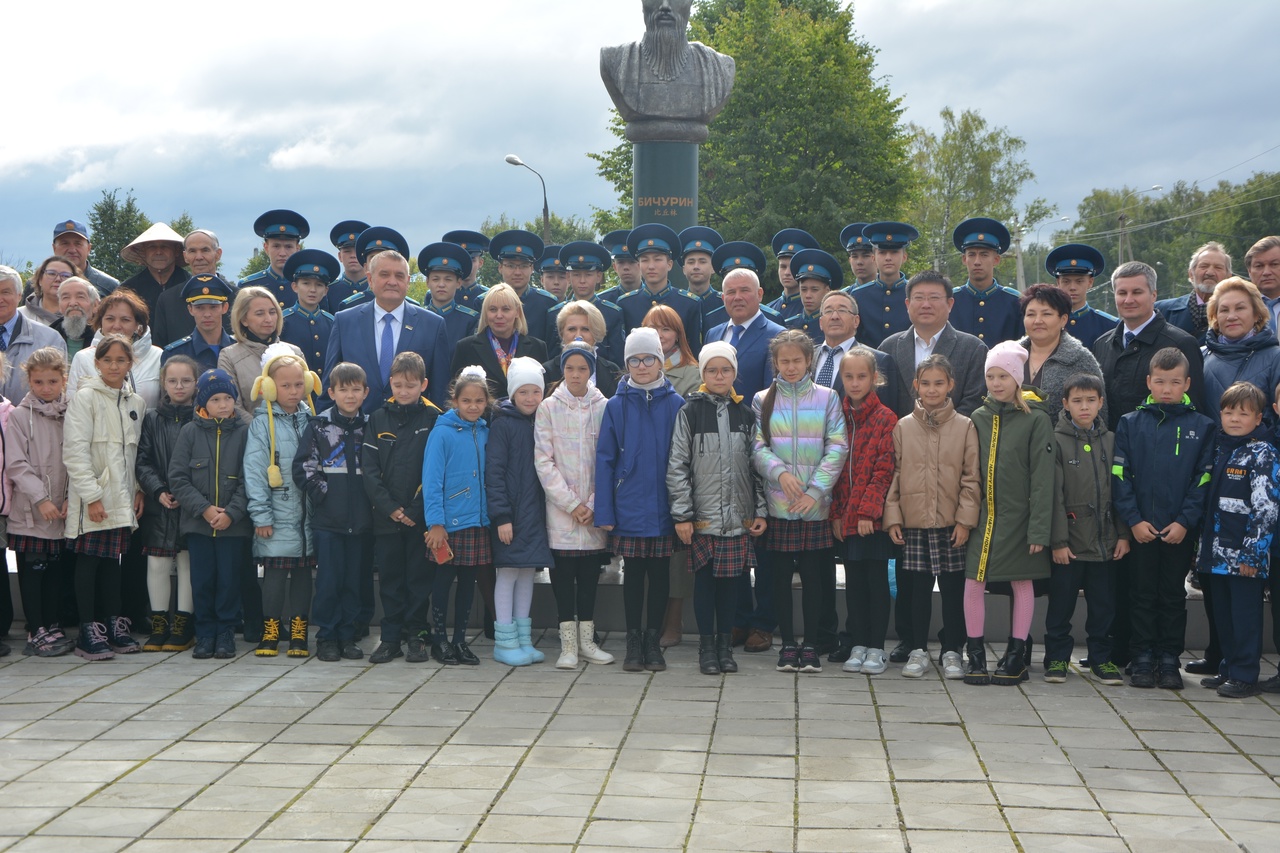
[1116,184,1163,264]
[504,155,552,245]
[1012,216,1070,290]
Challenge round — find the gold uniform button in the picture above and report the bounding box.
[1071,319,1077,326]
[979,301,986,307]
[978,333,986,339]
[884,306,891,312]
[884,323,890,329]
[313,335,320,341]
[978,317,985,323]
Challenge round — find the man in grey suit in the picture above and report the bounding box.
[879,270,989,419]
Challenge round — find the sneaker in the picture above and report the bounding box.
[406,633,430,663]
[74,622,115,661]
[941,651,965,680]
[889,642,911,663]
[776,644,801,672]
[1200,674,1228,689]
[191,636,215,659]
[24,628,66,657]
[842,645,868,673]
[370,641,403,664]
[213,629,236,659]
[799,645,822,673]
[861,648,888,675]
[901,648,930,678]
[1260,672,1280,693]
[1044,660,1069,683]
[1217,679,1261,699]
[340,642,364,660]
[1090,661,1124,686]
[454,641,480,666]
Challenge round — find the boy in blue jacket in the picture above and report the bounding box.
[1199,383,1280,698]
[1112,347,1214,691]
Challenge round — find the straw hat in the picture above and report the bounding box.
[120,222,185,265]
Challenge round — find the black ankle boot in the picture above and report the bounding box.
[643,628,666,672]
[623,629,644,672]
[716,633,738,673]
[1129,652,1156,688]
[698,635,720,675]
[994,638,1027,686]
[1157,652,1183,690]
[964,637,989,685]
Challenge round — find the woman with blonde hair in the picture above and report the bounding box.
[217,286,303,418]
[541,300,623,398]
[1202,276,1280,423]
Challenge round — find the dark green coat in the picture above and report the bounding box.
[1050,410,1127,562]
[966,389,1055,582]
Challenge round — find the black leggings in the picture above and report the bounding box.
[16,551,71,632]
[844,559,891,649]
[75,554,122,624]
[900,570,965,653]
[261,565,313,624]
[432,564,479,643]
[549,554,602,622]
[772,549,829,646]
[694,567,737,635]
[623,556,670,631]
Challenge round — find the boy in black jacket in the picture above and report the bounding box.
[1112,348,1214,690]
[293,362,373,662]
[363,353,442,664]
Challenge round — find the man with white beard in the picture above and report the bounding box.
[1155,242,1232,344]
[52,276,99,358]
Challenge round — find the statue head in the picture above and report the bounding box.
[642,0,692,40]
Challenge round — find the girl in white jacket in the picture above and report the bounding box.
[64,335,147,660]
[533,342,613,669]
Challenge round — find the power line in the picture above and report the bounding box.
[1194,141,1280,185]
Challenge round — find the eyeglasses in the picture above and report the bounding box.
[820,307,857,318]
[44,270,73,281]
[626,355,660,368]
[909,294,948,304]
[703,365,735,377]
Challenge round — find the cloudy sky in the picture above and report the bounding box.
[2,0,1276,274]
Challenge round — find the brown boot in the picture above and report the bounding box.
[744,628,773,653]
[659,598,684,648]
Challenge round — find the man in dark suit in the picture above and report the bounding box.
[323,250,451,412]
[880,271,989,419]
[705,267,785,654]
[1154,241,1232,345]
[811,290,900,417]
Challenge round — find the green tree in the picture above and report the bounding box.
[907,108,1053,286]
[169,211,195,238]
[238,249,269,281]
[88,188,151,281]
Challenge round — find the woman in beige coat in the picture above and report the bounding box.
[218,287,304,419]
[64,336,147,660]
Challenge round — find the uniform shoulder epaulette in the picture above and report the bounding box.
[597,297,621,311]
[999,285,1021,296]
[616,289,640,302]
[239,270,268,286]
[340,291,369,307]
[528,286,554,299]
[456,304,479,318]
[320,309,335,320]
[163,335,193,352]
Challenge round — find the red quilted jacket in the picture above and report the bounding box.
[832,392,898,530]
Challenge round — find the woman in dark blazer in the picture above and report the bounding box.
[450,283,549,399]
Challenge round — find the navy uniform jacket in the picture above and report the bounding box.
[455,282,489,312]
[598,284,630,305]
[281,305,335,375]
[848,275,910,349]
[546,297,625,365]
[950,280,1024,346]
[785,311,824,344]
[518,285,559,344]
[161,330,234,374]
[1066,305,1118,350]
[325,274,366,313]
[618,284,704,355]
[239,267,295,309]
[705,312,786,403]
[768,291,803,321]
[426,301,479,353]
[693,289,724,338]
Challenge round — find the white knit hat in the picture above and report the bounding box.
[506,356,545,394]
[699,341,738,374]
[624,327,664,363]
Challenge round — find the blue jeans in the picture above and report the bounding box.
[188,534,244,639]
[312,530,363,642]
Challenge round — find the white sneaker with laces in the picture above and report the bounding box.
[861,648,888,674]
[902,648,930,678]
[941,650,964,680]
[843,645,868,673]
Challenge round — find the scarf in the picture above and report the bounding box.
[697,382,742,404]
[487,330,519,374]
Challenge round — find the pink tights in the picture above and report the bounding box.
[964,578,1033,638]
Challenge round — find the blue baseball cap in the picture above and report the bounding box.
[53,219,90,240]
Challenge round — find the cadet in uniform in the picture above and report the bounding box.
[281,249,339,377]
[1047,243,1116,349]
[538,244,569,303]
[340,227,412,310]
[599,229,641,304]
[786,248,843,344]
[324,220,370,312]
[444,230,491,311]
[618,223,703,354]
[840,222,876,290]
[487,230,558,344]
[240,209,309,309]
[768,228,820,320]
[949,217,1022,346]
[679,226,724,328]
[703,241,779,332]
[848,221,918,349]
[418,242,480,352]
[547,241,625,364]
[162,274,235,373]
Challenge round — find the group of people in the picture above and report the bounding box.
[2,210,1279,697]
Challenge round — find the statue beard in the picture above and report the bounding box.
[641,24,692,82]
[63,309,88,339]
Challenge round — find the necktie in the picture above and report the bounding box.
[379,314,394,386]
[816,345,837,387]
[730,324,743,348]
[1123,331,1135,348]
[0,326,8,352]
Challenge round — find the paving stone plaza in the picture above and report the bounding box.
[0,629,1277,852]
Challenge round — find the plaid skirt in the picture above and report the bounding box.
[262,556,316,572]
[765,518,833,554]
[432,526,491,567]
[8,534,63,557]
[901,527,967,575]
[690,533,756,579]
[75,527,131,559]
[142,546,179,559]
[609,534,674,559]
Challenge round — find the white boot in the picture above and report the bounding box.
[556,622,579,669]
[577,621,614,665]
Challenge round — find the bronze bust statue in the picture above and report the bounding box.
[600,0,736,143]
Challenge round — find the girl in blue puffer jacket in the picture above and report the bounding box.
[595,328,686,674]
[423,366,492,667]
